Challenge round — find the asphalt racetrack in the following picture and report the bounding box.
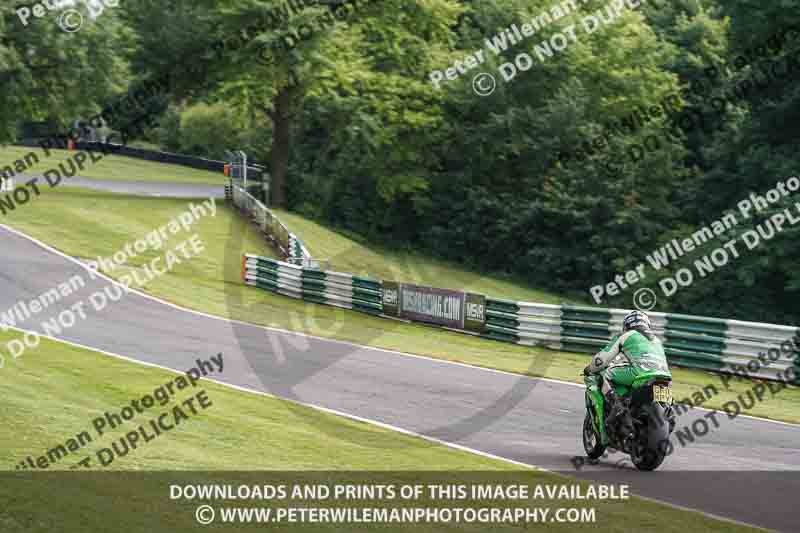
[2,224,798,531]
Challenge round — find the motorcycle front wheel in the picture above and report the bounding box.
[582,413,606,459]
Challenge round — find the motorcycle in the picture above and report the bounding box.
[583,366,677,471]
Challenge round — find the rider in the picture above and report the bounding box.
[583,310,670,446]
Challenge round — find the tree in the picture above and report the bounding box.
[0,4,123,142]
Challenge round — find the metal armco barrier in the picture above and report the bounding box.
[14,140,229,173]
[231,184,316,268]
[243,255,383,315]
[75,142,226,173]
[484,300,800,384]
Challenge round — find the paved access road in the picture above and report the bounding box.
[1,225,798,531]
[68,177,225,198]
[20,174,225,198]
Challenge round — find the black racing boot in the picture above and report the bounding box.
[606,390,634,447]
[615,402,635,451]
[605,390,620,421]
[604,390,619,432]
[619,411,635,451]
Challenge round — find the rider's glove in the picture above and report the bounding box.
[582,365,592,376]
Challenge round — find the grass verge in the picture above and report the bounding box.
[2,187,799,425]
[0,332,756,532]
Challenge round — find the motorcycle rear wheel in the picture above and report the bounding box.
[631,437,667,471]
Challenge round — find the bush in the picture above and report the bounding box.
[177,103,242,160]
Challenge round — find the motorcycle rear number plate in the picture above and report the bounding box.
[652,384,673,403]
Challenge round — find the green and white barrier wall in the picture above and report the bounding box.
[483,300,799,384]
[243,255,383,315]
[242,251,799,384]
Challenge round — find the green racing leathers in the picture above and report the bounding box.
[584,329,671,445]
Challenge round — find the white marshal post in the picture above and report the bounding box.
[240,150,248,189]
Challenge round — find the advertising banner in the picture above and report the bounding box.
[381,282,486,332]
[400,283,464,328]
[382,281,401,317]
[464,292,487,333]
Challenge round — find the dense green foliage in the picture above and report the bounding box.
[0,3,124,141]
[1,0,798,323]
